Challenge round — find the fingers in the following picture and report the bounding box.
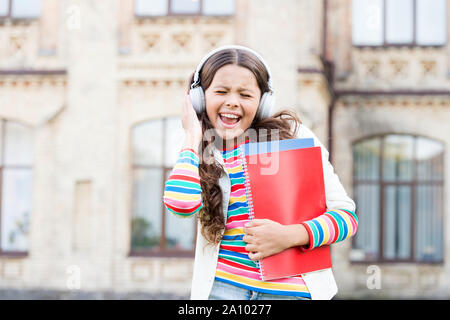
[185,93,195,110]
[183,93,190,111]
[248,251,262,261]
[242,234,255,243]
[243,221,265,237]
[243,224,262,235]
[182,94,188,115]
[243,224,265,261]
[184,94,199,121]
[185,92,191,105]
[244,219,269,228]
[245,243,258,253]
[243,234,258,253]
[182,93,196,123]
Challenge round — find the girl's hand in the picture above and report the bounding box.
[182,93,203,148]
[242,219,310,261]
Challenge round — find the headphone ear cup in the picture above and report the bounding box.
[189,87,206,116]
[256,92,275,120]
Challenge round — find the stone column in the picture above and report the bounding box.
[39,0,59,55]
[296,0,331,146]
[55,0,119,290]
[118,0,134,54]
[325,0,352,79]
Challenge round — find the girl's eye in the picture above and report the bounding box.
[214,91,251,98]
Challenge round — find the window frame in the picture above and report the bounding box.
[0,119,32,257]
[352,0,447,48]
[0,0,11,18]
[134,0,235,18]
[351,133,445,264]
[0,0,41,21]
[129,117,197,258]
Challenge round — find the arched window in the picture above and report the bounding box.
[130,117,196,257]
[352,134,444,263]
[0,119,33,255]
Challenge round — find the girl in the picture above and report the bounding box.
[163,45,357,300]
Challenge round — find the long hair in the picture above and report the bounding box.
[189,48,301,245]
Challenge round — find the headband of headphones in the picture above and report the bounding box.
[190,44,274,93]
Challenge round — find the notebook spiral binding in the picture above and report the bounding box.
[239,145,266,279]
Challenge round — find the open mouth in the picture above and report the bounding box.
[219,113,242,129]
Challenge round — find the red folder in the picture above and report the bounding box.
[239,144,331,281]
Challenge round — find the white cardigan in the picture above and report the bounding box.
[190,124,356,300]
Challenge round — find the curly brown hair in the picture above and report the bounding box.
[189,48,302,246]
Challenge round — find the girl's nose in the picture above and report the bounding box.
[225,93,239,107]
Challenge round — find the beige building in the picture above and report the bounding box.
[0,0,449,299]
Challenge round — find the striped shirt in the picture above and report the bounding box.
[163,145,358,298]
[163,149,203,216]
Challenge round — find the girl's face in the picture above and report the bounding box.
[204,64,261,142]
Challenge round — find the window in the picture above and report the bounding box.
[130,117,196,257]
[135,0,168,16]
[171,0,200,14]
[134,0,235,17]
[416,0,447,45]
[0,0,41,19]
[0,0,8,16]
[0,120,33,255]
[352,0,447,46]
[352,134,444,263]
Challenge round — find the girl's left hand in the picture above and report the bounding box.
[242,219,309,261]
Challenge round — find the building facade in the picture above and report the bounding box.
[0,0,449,299]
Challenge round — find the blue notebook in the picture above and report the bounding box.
[242,138,314,156]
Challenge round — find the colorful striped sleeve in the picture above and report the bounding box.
[300,209,358,250]
[162,148,203,218]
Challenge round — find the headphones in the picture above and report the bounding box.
[189,45,276,120]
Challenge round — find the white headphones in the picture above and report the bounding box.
[189,45,276,120]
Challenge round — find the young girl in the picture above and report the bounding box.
[163,45,357,300]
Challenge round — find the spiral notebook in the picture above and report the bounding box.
[239,138,332,281]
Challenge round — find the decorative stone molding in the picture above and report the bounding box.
[134,16,233,26]
[140,33,161,52]
[128,16,234,57]
[421,60,437,77]
[0,76,67,88]
[0,22,39,69]
[297,71,331,97]
[389,59,409,78]
[119,78,186,90]
[0,19,64,70]
[172,32,192,52]
[361,59,380,78]
[203,31,225,50]
[336,95,450,109]
[118,16,235,98]
[0,73,67,126]
[339,47,450,90]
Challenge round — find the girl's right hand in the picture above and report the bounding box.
[182,93,203,149]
